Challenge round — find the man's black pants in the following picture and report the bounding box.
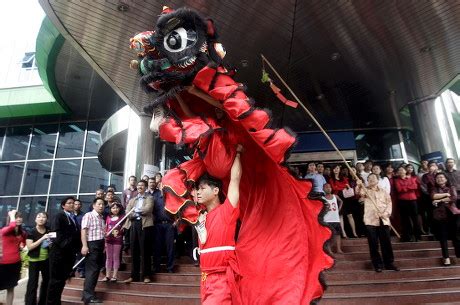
[434,215,460,258]
[399,200,422,241]
[82,239,105,302]
[46,249,74,305]
[26,259,49,305]
[154,222,175,272]
[366,223,394,269]
[130,220,153,280]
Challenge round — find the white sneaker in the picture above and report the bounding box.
[443,258,451,266]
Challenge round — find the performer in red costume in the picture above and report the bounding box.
[129,6,334,304]
[196,144,242,304]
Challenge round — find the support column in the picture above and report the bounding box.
[123,112,157,186]
[409,91,460,160]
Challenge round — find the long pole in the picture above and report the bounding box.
[261,54,400,238]
[72,256,86,270]
[73,207,136,270]
[106,207,135,236]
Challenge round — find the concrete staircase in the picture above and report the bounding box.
[62,237,460,304]
[322,237,460,304]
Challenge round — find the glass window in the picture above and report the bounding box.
[50,159,81,194]
[85,121,104,157]
[76,195,95,213]
[18,196,47,227]
[22,161,52,195]
[79,159,110,193]
[1,126,31,161]
[355,130,403,161]
[56,122,85,158]
[0,197,18,227]
[0,163,25,196]
[21,52,36,69]
[109,173,124,193]
[28,125,58,160]
[0,128,5,153]
[47,196,68,221]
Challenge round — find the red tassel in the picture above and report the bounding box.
[270,83,298,108]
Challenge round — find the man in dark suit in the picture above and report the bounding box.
[46,197,81,305]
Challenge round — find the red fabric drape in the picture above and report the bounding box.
[159,65,333,304]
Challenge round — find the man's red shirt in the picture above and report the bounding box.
[199,198,239,269]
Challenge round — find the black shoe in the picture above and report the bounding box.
[385,264,400,271]
[375,267,383,273]
[86,298,103,304]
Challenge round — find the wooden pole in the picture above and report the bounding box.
[261,54,400,238]
[106,207,135,237]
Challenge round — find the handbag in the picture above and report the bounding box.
[342,187,355,199]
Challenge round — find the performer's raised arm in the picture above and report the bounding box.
[227,144,243,208]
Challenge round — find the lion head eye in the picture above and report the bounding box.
[163,27,197,53]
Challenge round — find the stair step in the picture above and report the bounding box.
[340,235,434,246]
[322,287,460,304]
[85,271,201,283]
[343,240,442,252]
[332,256,457,271]
[335,247,454,260]
[325,265,460,281]
[66,277,200,294]
[63,286,200,305]
[119,262,199,273]
[328,276,460,293]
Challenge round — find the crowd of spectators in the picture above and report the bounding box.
[2,158,460,303]
[293,158,460,270]
[0,171,192,305]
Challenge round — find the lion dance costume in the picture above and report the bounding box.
[130,6,333,304]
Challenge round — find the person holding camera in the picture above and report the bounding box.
[0,210,26,305]
[25,212,51,305]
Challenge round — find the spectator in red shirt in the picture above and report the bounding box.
[329,165,358,238]
[394,166,422,242]
[0,210,26,305]
[431,172,460,266]
[420,161,439,234]
[406,164,426,234]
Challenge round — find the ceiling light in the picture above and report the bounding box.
[117,3,129,12]
[331,52,341,61]
[316,94,325,100]
[420,46,432,53]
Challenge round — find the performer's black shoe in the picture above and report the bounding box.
[374,267,383,273]
[385,264,400,271]
[85,298,103,304]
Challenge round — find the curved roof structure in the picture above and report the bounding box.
[39,0,460,131]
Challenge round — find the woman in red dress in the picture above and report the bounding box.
[0,210,26,305]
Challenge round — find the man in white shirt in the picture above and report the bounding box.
[361,160,373,185]
[81,198,105,304]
